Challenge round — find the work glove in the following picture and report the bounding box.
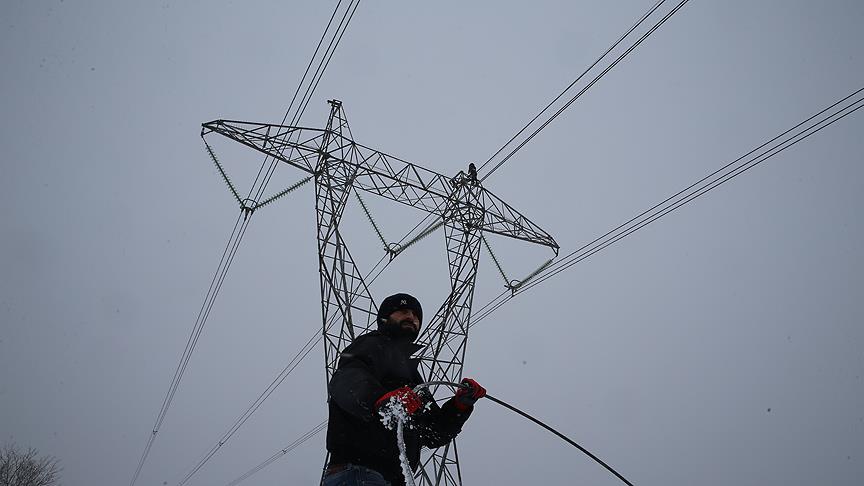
[453,378,486,411]
[375,386,423,417]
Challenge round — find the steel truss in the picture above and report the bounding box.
[201,100,558,485]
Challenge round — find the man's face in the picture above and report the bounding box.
[388,308,420,334]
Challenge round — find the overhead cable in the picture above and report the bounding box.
[176,330,320,486]
[224,420,328,486]
[472,86,864,326]
[479,0,690,182]
[246,0,348,197]
[129,3,357,485]
[130,212,251,486]
[407,0,684,252]
[254,0,361,204]
[516,87,864,295]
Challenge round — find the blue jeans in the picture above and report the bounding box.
[321,464,391,486]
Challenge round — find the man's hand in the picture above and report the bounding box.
[375,386,423,416]
[453,378,486,411]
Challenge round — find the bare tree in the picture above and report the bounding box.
[0,444,61,486]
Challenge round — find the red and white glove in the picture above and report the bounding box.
[453,378,486,411]
[375,386,423,416]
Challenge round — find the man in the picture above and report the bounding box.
[323,293,485,486]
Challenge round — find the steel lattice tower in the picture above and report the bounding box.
[202,100,558,485]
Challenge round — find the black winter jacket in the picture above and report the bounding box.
[326,330,471,486]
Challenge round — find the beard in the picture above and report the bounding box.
[380,317,420,341]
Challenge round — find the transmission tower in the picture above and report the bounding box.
[202,99,558,485]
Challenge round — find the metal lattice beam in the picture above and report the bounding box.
[202,119,559,251]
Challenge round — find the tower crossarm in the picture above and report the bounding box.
[201,119,558,251]
[338,138,558,251]
[201,119,324,175]
[472,188,559,251]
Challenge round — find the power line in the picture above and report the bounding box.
[129,3,357,484]
[478,0,690,182]
[406,0,687,249]
[254,0,361,204]
[224,421,328,486]
[477,0,666,175]
[518,88,864,293]
[130,212,250,486]
[176,331,320,486]
[294,0,361,128]
[471,86,864,326]
[246,0,346,197]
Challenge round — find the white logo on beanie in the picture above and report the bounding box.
[401,299,407,305]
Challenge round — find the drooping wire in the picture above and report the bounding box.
[479,0,690,182]
[483,394,633,486]
[413,381,634,486]
[223,371,637,486]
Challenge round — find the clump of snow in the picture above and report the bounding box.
[378,397,417,486]
[377,396,408,429]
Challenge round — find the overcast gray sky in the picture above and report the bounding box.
[2,1,863,485]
